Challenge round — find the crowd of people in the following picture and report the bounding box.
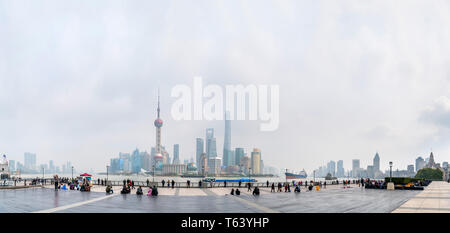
[52,175,92,192]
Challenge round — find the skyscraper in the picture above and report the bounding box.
[327,160,336,176]
[251,148,261,175]
[223,111,232,167]
[337,160,344,177]
[352,159,360,178]
[205,128,217,158]
[415,157,425,172]
[24,152,36,170]
[173,144,180,164]
[235,148,245,167]
[131,148,141,173]
[196,138,204,170]
[154,90,163,154]
[373,152,380,172]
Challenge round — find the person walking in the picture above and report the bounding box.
[271,183,275,192]
[171,180,175,189]
[162,180,165,187]
[266,180,269,188]
[146,179,149,187]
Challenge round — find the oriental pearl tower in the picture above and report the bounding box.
[154,90,164,158]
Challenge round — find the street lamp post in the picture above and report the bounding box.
[313,170,316,184]
[389,161,393,182]
[71,166,74,183]
[42,167,45,185]
[285,168,288,184]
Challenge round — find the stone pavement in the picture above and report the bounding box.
[0,184,420,213]
[392,181,450,213]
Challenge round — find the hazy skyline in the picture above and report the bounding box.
[1,0,450,174]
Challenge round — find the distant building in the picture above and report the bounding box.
[373,152,380,172]
[352,159,360,178]
[426,152,437,168]
[251,148,261,175]
[407,164,415,175]
[327,161,336,176]
[367,165,374,178]
[0,155,9,178]
[415,157,425,172]
[196,138,204,171]
[24,152,36,171]
[205,128,217,159]
[235,148,245,167]
[173,144,180,164]
[223,111,233,167]
[336,160,344,177]
[131,148,141,173]
[200,153,208,175]
[162,164,187,175]
[240,155,251,175]
[207,157,222,175]
[8,160,15,172]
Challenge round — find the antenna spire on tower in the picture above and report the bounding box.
[157,88,160,118]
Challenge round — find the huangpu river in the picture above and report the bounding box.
[15,173,359,183]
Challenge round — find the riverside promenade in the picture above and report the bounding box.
[0,183,420,213]
[392,181,450,213]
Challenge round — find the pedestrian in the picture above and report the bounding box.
[271,183,275,192]
[146,179,149,187]
[235,189,241,195]
[230,188,235,195]
[266,180,269,187]
[172,180,175,189]
[162,180,165,187]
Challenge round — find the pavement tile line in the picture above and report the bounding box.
[232,196,280,213]
[32,194,118,213]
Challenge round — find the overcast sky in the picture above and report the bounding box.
[1,0,450,174]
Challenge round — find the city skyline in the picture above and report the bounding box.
[2,1,450,173]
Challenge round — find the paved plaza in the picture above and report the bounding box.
[0,183,429,213]
[392,181,450,213]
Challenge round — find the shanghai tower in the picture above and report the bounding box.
[223,111,232,167]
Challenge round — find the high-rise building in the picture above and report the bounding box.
[240,155,250,175]
[200,153,208,175]
[352,159,360,178]
[373,152,380,172]
[24,152,36,171]
[223,111,232,167]
[131,148,141,173]
[426,152,436,168]
[407,165,415,175]
[415,157,425,172]
[235,148,245,167]
[208,157,222,175]
[327,160,336,176]
[173,144,180,164]
[337,160,344,177]
[251,148,261,175]
[8,159,15,172]
[205,128,217,158]
[196,138,204,171]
